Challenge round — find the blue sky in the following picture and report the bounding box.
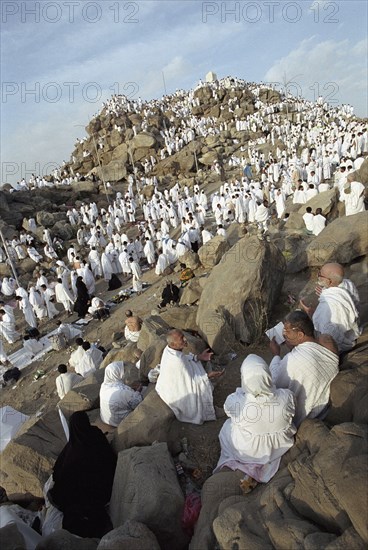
[1,0,367,185]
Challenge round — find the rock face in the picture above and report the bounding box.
[306,211,368,266]
[189,470,244,550]
[58,369,105,419]
[179,278,204,305]
[0,410,66,497]
[97,521,160,550]
[96,160,127,182]
[297,188,338,218]
[196,236,286,353]
[113,390,175,452]
[35,529,98,550]
[110,443,187,550]
[198,236,230,269]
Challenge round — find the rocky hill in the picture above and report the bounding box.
[0,77,367,549]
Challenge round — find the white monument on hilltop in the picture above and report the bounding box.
[205,71,217,83]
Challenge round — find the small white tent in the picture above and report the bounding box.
[0,406,29,452]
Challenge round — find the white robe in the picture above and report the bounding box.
[69,346,85,370]
[156,346,216,424]
[313,287,360,352]
[0,313,20,344]
[56,372,82,399]
[29,288,47,319]
[341,181,365,215]
[144,241,155,264]
[130,261,142,292]
[270,341,339,426]
[215,355,296,482]
[88,250,102,278]
[101,252,114,281]
[54,283,74,312]
[19,296,37,328]
[99,362,143,426]
[155,253,169,275]
[43,288,59,319]
[312,214,326,235]
[74,348,98,378]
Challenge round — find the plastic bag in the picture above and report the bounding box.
[148,364,160,383]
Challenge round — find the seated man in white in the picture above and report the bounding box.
[56,364,82,400]
[300,262,361,352]
[269,311,339,427]
[124,310,142,342]
[75,341,103,377]
[99,362,143,427]
[214,354,296,483]
[156,329,223,425]
[68,338,85,370]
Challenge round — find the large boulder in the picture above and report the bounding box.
[100,343,139,368]
[199,151,218,166]
[306,211,368,266]
[111,143,128,162]
[52,221,76,241]
[273,233,312,274]
[179,278,204,305]
[71,181,97,195]
[137,315,171,352]
[297,188,338,217]
[289,421,368,538]
[0,410,66,497]
[159,305,198,331]
[109,129,124,148]
[198,236,230,269]
[96,160,127,183]
[97,521,160,550]
[326,359,368,426]
[110,443,187,550]
[35,529,98,550]
[131,133,156,150]
[112,390,175,452]
[196,237,286,353]
[139,341,166,383]
[190,470,245,550]
[284,212,305,231]
[177,250,200,270]
[35,211,65,227]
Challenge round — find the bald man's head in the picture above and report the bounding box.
[319,263,344,287]
[166,329,187,350]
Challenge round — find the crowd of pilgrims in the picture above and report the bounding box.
[0,78,366,540]
[10,76,366,192]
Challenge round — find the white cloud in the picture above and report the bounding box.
[264,37,368,116]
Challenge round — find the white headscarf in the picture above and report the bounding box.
[240,354,273,397]
[103,361,125,386]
